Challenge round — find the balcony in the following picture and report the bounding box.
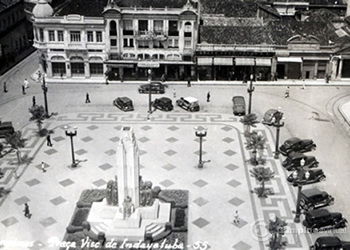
[134,31,168,41]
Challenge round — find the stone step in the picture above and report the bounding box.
[145,223,165,237]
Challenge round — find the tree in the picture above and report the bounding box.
[266,216,288,250]
[245,131,266,165]
[240,113,259,137]
[4,131,27,165]
[250,166,275,198]
[29,105,46,134]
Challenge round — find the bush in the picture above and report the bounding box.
[174,209,185,228]
[72,209,90,227]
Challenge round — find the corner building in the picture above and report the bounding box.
[30,0,198,82]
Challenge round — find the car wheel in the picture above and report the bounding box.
[319,175,326,182]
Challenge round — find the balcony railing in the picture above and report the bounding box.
[134,31,168,41]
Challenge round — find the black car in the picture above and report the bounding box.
[232,96,246,116]
[0,121,15,138]
[138,82,165,94]
[300,188,334,211]
[279,137,316,156]
[152,97,173,111]
[176,97,200,112]
[303,209,347,232]
[310,236,350,250]
[287,169,326,186]
[113,97,134,111]
[282,152,319,171]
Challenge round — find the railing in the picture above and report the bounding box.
[197,44,275,52]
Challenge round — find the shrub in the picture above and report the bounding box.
[174,209,185,228]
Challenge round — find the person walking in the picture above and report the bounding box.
[46,134,52,147]
[233,210,240,225]
[85,93,91,103]
[41,162,46,173]
[187,76,191,87]
[32,96,36,107]
[24,203,31,218]
[207,91,211,102]
[23,79,28,89]
[284,86,290,98]
[173,88,176,98]
[22,84,26,95]
[3,82,7,93]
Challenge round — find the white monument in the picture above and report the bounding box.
[88,126,171,241]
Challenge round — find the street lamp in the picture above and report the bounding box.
[194,127,211,168]
[148,69,152,114]
[64,126,78,168]
[41,75,49,117]
[247,74,255,114]
[293,159,310,223]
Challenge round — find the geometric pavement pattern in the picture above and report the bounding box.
[0,113,313,249]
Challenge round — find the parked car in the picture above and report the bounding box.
[310,236,350,250]
[287,169,326,186]
[262,109,283,125]
[300,188,334,211]
[113,97,134,111]
[152,97,173,111]
[279,137,316,156]
[138,81,165,94]
[0,121,15,138]
[176,97,200,112]
[282,152,319,171]
[303,209,347,232]
[232,96,246,116]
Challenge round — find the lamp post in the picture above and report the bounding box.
[148,69,152,114]
[64,126,78,168]
[194,127,210,168]
[41,75,49,117]
[273,108,284,159]
[293,159,310,223]
[247,74,255,114]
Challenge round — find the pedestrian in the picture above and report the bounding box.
[24,203,31,218]
[41,162,46,173]
[301,81,306,90]
[85,93,91,103]
[46,134,52,147]
[284,86,290,98]
[233,210,240,225]
[325,73,330,83]
[32,96,36,107]
[207,91,210,102]
[22,85,26,95]
[23,78,28,89]
[173,88,176,98]
[3,82,7,93]
[243,73,247,83]
[187,76,191,87]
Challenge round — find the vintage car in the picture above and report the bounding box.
[113,97,134,111]
[262,109,283,126]
[176,97,200,112]
[282,152,319,171]
[138,81,165,94]
[300,188,334,211]
[152,97,173,112]
[232,96,246,116]
[287,169,326,186]
[303,209,347,232]
[0,121,15,138]
[310,236,350,250]
[279,137,316,156]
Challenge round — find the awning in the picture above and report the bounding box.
[235,58,255,66]
[255,58,271,66]
[197,57,213,66]
[213,57,233,66]
[277,57,302,63]
[303,57,329,61]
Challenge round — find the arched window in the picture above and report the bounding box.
[110,20,117,36]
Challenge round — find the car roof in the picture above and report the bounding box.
[118,97,132,102]
[157,97,172,102]
[301,188,324,197]
[183,97,198,102]
[307,209,330,218]
[232,96,245,100]
[285,137,301,143]
[315,236,342,245]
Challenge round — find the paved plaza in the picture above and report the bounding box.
[0,111,315,249]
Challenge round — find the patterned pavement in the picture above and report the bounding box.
[0,112,312,250]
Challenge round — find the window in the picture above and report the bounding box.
[52,62,66,76]
[96,31,102,42]
[169,39,179,48]
[110,39,117,47]
[39,28,44,42]
[71,63,84,75]
[169,21,178,36]
[123,38,134,48]
[57,31,64,41]
[90,63,103,75]
[110,21,117,36]
[138,20,148,31]
[70,31,81,42]
[49,30,55,41]
[87,31,93,42]
[138,40,149,48]
[123,20,133,35]
[154,20,163,34]
[184,40,191,48]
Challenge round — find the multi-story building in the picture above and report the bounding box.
[31,0,198,82]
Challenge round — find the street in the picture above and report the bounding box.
[1,52,350,249]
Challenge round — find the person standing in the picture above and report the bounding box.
[3,82,7,93]
[46,134,52,147]
[173,88,176,98]
[233,210,240,225]
[22,84,26,95]
[24,203,31,218]
[285,86,290,98]
[207,91,211,102]
[23,78,28,89]
[187,76,191,87]
[41,162,46,173]
[32,96,36,107]
[85,93,91,103]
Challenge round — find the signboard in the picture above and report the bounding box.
[137,62,160,68]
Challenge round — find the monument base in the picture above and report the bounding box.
[88,198,171,241]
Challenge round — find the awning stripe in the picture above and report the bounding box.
[256,58,271,66]
[277,57,302,63]
[197,57,213,66]
[213,57,233,66]
[235,58,255,66]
